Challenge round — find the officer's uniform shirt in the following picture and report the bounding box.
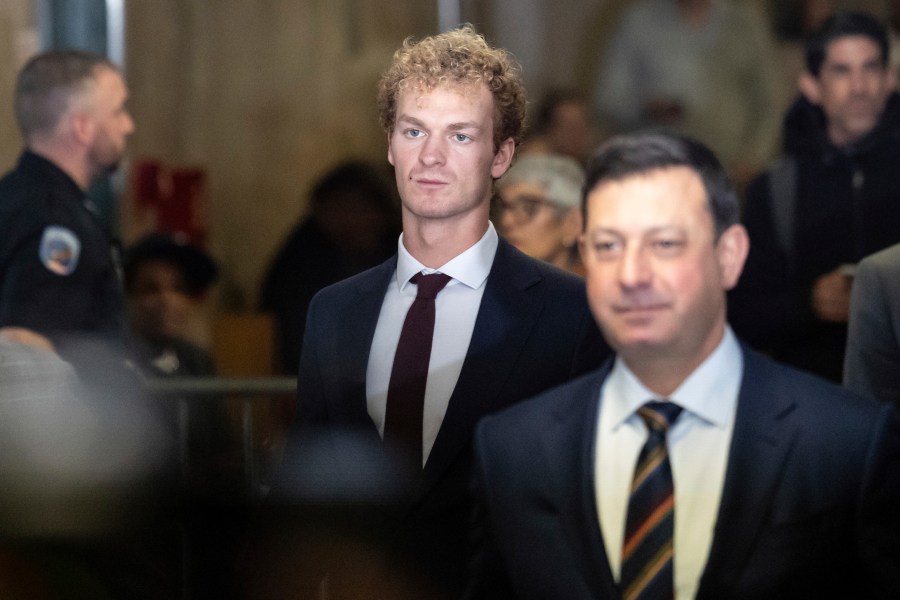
[0,151,124,349]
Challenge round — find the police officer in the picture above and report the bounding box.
[0,49,134,359]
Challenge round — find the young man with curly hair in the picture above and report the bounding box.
[280,25,608,598]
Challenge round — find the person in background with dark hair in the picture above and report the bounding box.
[124,232,219,378]
[520,87,598,166]
[466,132,900,599]
[259,160,400,374]
[730,11,900,382]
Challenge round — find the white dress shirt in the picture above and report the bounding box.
[366,223,498,466]
[594,326,743,600]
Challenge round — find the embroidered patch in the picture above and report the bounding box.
[39,226,81,276]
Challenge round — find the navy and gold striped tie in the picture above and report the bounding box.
[621,401,683,600]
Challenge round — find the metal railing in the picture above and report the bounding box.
[145,376,296,497]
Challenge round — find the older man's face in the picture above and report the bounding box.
[580,166,747,370]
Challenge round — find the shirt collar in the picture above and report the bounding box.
[605,326,743,430]
[395,221,498,291]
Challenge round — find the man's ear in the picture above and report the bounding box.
[387,132,395,166]
[799,71,822,106]
[716,224,750,291]
[68,111,96,146]
[491,137,515,179]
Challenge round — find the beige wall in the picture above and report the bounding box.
[0,0,37,172]
[1,0,890,312]
[125,0,435,309]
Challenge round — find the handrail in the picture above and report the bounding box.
[144,376,296,396]
[142,376,297,498]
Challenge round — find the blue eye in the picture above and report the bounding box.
[453,133,471,143]
[405,128,423,138]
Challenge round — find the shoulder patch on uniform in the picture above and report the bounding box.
[39,226,81,276]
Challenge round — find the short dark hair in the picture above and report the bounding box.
[530,87,587,136]
[805,12,889,77]
[124,233,218,297]
[310,160,397,215]
[582,132,739,238]
[14,49,118,141]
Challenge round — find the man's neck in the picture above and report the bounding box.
[827,126,874,149]
[27,142,91,190]
[401,212,490,269]
[621,325,726,398]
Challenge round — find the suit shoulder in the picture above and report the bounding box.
[479,366,609,437]
[858,243,900,274]
[307,257,395,307]
[745,348,887,423]
[498,243,586,295]
[0,169,45,220]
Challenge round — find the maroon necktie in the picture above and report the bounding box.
[383,272,452,470]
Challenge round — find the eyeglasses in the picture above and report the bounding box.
[496,194,558,224]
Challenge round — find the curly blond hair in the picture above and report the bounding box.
[377,24,527,151]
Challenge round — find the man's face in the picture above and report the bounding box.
[127,260,194,344]
[546,100,594,164]
[802,35,895,146]
[85,67,134,174]
[580,166,746,368]
[387,83,514,228]
[497,180,575,263]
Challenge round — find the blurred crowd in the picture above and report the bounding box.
[2,2,900,598]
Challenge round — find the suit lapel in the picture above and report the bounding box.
[696,348,799,599]
[334,258,395,428]
[541,366,621,599]
[417,241,546,495]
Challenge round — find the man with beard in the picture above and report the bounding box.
[0,52,180,598]
[0,50,134,358]
[730,12,900,382]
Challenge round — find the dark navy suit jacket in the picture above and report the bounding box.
[467,347,900,599]
[285,238,609,596]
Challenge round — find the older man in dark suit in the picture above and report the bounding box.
[275,25,608,599]
[466,133,900,599]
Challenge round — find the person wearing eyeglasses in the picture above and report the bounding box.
[496,153,585,276]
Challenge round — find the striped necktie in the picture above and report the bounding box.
[621,401,683,600]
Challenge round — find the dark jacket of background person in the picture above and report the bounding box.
[729,92,900,381]
[259,161,400,375]
[0,151,124,356]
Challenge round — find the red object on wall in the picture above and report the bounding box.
[133,159,209,247]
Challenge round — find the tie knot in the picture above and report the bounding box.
[411,272,452,300]
[637,401,682,433]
